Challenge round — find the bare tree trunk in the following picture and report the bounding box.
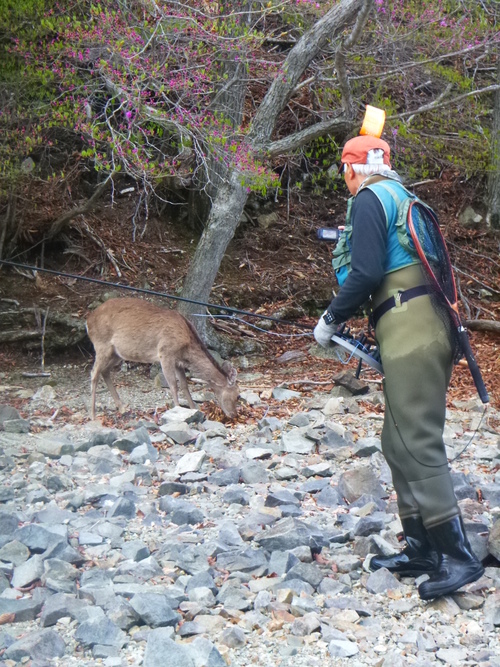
[179,0,367,339]
[487,52,500,229]
[179,171,248,331]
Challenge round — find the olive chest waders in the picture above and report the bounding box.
[369,265,484,596]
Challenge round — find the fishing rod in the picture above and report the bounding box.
[0,259,313,330]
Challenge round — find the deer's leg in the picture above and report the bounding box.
[158,356,180,407]
[90,351,122,418]
[175,365,197,410]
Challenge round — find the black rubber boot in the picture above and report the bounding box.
[370,516,438,577]
[418,515,484,600]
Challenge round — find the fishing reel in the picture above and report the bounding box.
[330,324,383,377]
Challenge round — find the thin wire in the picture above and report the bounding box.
[195,313,314,338]
[0,260,314,330]
[386,387,489,466]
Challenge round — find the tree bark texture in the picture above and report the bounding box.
[179,171,249,324]
[180,0,367,336]
[487,53,500,230]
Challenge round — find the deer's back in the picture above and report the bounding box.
[86,298,195,364]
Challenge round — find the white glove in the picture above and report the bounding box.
[313,312,338,348]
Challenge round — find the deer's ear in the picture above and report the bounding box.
[222,361,237,386]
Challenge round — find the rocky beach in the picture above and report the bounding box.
[0,358,499,667]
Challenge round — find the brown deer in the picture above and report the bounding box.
[86,298,239,420]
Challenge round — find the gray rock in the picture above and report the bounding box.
[353,437,382,457]
[170,501,205,526]
[291,612,321,636]
[143,632,194,667]
[178,620,206,637]
[11,553,44,589]
[316,485,344,508]
[4,628,65,662]
[107,596,141,630]
[13,524,58,553]
[353,515,386,537]
[0,539,30,566]
[256,517,327,552]
[488,518,500,560]
[128,442,159,464]
[188,636,226,667]
[272,387,301,401]
[219,522,244,548]
[302,461,332,477]
[87,445,122,473]
[36,437,75,458]
[74,617,126,649]
[220,626,246,647]
[158,481,190,496]
[186,571,218,596]
[284,561,324,589]
[160,407,204,424]
[112,426,151,452]
[216,547,268,575]
[107,496,136,519]
[274,578,314,597]
[288,413,311,427]
[3,418,30,433]
[268,550,300,576]
[240,461,269,484]
[320,428,348,449]
[175,451,206,476]
[365,568,403,594]
[121,539,150,561]
[160,422,199,444]
[208,467,240,486]
[129,593,181,628]
[265,489,300,507]
[274,466,299,481]
[0,404,21,425]
[188,587,216,608]
[40,593,95,627]
[0,511,19,535]
[328,639,359,657]
[478,484,500,507]
[280,429,316,455]
[75,429,121,452]
[114,555,162,582]
[0,597,43,622]
[42,558,79,593]
[222,486,250,505]
[44,539,85,565]
[338,466,385,503]
[257,416,282,431]
[245,447,274,460]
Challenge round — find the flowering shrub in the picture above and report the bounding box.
[1,0,499,207]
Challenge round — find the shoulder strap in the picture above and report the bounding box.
[369,179,416,207]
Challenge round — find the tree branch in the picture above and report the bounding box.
[247,0,365,147]
[454,265,500,296]
[389,84,500,121]
[465,319,500,334]
[335,0,373,117]
[263,83,500,158]
[46,178,111,239]
[265,117,352,157]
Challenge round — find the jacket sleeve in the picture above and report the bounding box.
[326,188,387,323]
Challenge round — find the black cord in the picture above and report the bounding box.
[0,259,314,330]
[385,383,488,467]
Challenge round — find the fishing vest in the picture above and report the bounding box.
[332,178,420,286]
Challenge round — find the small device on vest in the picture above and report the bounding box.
[317,228,341,243]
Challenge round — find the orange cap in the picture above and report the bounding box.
[340,135,391,168]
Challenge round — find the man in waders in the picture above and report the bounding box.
[313,134,484,600]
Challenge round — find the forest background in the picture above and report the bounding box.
[0,0,499,405]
